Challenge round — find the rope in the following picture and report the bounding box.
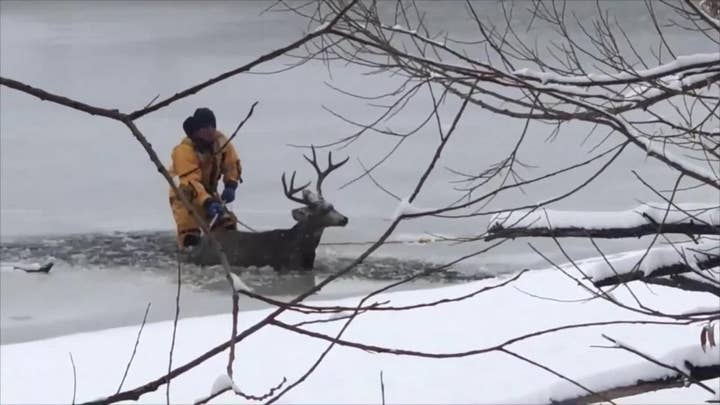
[234,217,258,233]
[319,237,454,247]
[215,202,258,233]
[223,207,455,245]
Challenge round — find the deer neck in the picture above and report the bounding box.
[291,221,325,247]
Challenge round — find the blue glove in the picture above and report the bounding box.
[205,200,223,219]
[221,184,237,203]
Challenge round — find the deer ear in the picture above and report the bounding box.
[292,207,311,222]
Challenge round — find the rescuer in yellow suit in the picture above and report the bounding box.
[169,108,241,248]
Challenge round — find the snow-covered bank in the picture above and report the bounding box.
[2,268,716,404]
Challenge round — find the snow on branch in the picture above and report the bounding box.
[229,272,250,292]
[687,0,720,31]
[512,52,720,87]
[390,196,427,221]
[617,70,719,108]
[486,203,720,241]
[636,135,720,187]
[519,343,720,404]
[581,239,719,287]
[194,373,287,405]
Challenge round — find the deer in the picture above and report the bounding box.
[186,147,349,271]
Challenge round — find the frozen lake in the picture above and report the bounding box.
[1,1,716,343]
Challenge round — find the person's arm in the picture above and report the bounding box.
[220,138,242,188]
[217,135,242,203]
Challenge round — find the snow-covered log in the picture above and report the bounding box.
[552,363,719,405]
[578,240,719,287]
[646,275,720,296]
[520,344,720,404]
[486,204,720,241]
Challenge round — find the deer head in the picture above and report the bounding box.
[282,146,349,229]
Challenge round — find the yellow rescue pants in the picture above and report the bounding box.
[169,192,237,247]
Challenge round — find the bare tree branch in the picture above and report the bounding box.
[487,222,720,241]
[0,77,125,119]
[269,319,689,360]
[646,275,720,296]
[193,375,287,405]
[603,334,717,394]
[126,0,361,119]
[552,363,720,405]
[117,303,152,394]
[69,352,77,405]
[501,348,616,405]
[166,257,182,404]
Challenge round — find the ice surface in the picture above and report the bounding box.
[0,1,713,247]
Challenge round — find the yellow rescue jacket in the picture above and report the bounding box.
[169,131,242,207]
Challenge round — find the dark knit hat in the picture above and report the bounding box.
[183,116,197,137]
[193,107,216,129]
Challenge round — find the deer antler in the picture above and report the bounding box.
[281,171,311,205]
[303,145,349,197]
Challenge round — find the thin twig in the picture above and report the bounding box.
[167,255,182,404]
[501,348,616,405]
[227,291,240,378]
[117,302,152,394]
[126,0,357,120]
[70,352,77,405]
[270,319,688,360]
[380,371,386,405]
[194,376,287,405]
[602,334,717,394]
[143,94,160,109]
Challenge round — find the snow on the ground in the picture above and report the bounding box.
[488,202,720,231]
[579,238,719,281]
[1,268,717,404]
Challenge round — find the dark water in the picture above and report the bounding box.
[1,231,493,290]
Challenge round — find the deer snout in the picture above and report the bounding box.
[339,215,349,226]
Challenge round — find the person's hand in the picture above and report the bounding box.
[221,184,236,203]
[205,200,223,219]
